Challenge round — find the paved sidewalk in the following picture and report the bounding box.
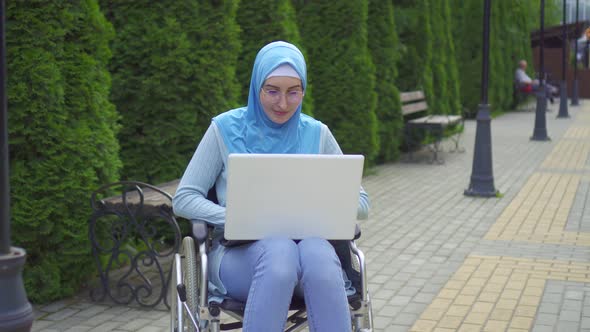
[32,101,590,332]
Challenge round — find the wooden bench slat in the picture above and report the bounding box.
[408,115,462,126]
[401,101,429,116]
[400,91,425,103]
[103,179,180,207]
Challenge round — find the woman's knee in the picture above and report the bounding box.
[298,238,343,284]
[254,237,300,282]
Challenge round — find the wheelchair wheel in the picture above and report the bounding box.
[363,290,373,331]
[352,290,373,332]
[182,236,200,332]
[170,253,181,332]
[169,237,201,332]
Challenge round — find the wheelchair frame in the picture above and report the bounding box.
[169,220,373,332]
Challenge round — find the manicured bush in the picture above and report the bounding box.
[368,0,403,162]
[393,0,435,112]
[434,0,461,115]
[7,0,120,303]
[442,1,462,116]
[296,0,378,164]
[101,0,241,184]
[190,1,241,133]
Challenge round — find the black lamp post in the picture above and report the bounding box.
[465,0,497,197]
[0,0,34,331]
[531,0,551,141]
[557,0,570,118]
[572,0,580,106]
[586,28,590,68]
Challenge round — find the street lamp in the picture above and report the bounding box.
[557,0,570,118]
[531,0,551,141]
[572,0,580,106]
[0,0,34,331]
[465,0,497,197]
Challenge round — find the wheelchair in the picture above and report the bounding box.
[169,202,374,331]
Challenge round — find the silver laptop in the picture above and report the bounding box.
[224,153,364,240]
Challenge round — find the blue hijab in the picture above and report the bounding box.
[212,41,321,154]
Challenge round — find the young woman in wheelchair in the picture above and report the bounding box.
[173,41,370,332]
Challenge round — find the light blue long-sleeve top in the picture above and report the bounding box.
[172,121,370,301]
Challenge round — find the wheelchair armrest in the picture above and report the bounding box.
[354,224,361,240]
[190,219,209,244]
[220,238,255,248]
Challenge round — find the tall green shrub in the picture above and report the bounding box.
[488,0,510,110]
[451,0,483,113]
[368,0,403,162]
[101,0,240,184]
[235,0,313,115]
[417,0,462,116]
[191,1,241,134]
[442,0,462,114]
[393,0,435,108]
[296,0,378,164]
[7,0,120,303]
[428,0,451,115]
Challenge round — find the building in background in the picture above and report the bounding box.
[565,0,590,23]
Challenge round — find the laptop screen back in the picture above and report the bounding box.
[224,154,364,240]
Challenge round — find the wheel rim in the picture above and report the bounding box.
[181,237,200,332]
[169,254,180,332]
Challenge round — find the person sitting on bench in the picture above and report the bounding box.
[514,59,557,103]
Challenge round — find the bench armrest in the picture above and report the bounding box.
[190,219,209,244]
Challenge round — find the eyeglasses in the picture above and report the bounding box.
[261,88,304,104]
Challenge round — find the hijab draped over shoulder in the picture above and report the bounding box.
[212,41,321,154]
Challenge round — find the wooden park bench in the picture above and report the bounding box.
[401,90,464,164]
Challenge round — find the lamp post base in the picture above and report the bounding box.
[557,81,569,118]
[0,247,33,332]
[465,171,497,197]
[571,79,580,106]
[531,88,551,141]
[464,103,497,198]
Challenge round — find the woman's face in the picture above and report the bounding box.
[259,76,304,124]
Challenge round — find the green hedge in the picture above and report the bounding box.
[296,0,378,164]
[430,0,461,115]
[7,0,120,303]
[394,0,435,111]
[101,0,240,184]
[368,0,403,162]
[190,1,241,137]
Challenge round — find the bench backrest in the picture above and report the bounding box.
[400,90,428,117]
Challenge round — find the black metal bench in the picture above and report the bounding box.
[88,180,182,309]
[401,90,464,164]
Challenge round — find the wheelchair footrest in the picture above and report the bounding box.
[220,322,243,330]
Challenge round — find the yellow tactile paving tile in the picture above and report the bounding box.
[573,110,590,123]
[410,255,590,332]
[563,126,590,140]
[540,140,590,170]
[485,172,590,246]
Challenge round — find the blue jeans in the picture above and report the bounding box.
[219,237,351,332]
